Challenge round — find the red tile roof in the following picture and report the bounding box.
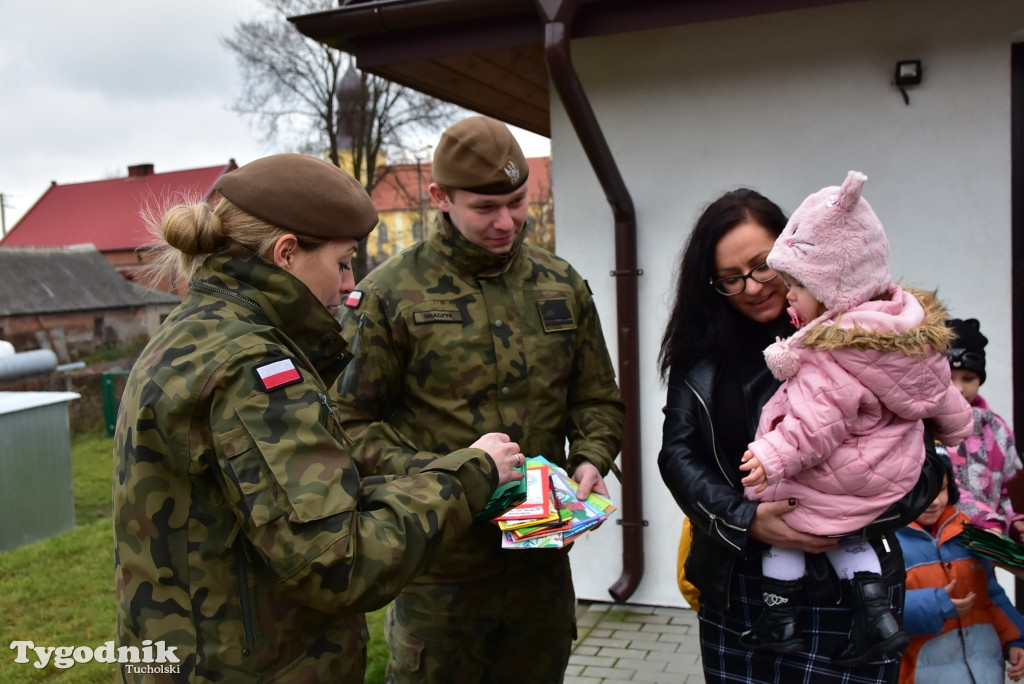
[2,156,552,251]
[1,162,237,251]
[371,157,551,211]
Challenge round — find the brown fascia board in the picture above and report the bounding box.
[572,0,861,37]
[291,0,858,54]
[289,0,537,53]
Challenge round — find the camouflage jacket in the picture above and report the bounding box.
[335,213,624,580]
[113,245,498,683]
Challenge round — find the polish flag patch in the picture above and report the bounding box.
[344,291,363,309]
[254,358,302,391]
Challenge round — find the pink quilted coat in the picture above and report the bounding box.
[746,285,973,535]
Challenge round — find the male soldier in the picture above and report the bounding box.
[335,116,624,682]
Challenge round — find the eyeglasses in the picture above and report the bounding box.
[710,261,779,296]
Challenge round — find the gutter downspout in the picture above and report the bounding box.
[535,0,644,603]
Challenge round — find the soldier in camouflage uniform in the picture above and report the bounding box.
[335,117,625,683]
[113,154,525,684]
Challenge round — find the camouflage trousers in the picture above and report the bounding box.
[384,550,576,683]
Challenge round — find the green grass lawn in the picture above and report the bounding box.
[0,430,388,682]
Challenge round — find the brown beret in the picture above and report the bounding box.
[216,154,378,240]
[432,116,529,195]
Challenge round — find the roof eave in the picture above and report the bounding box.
[291,0,858,136]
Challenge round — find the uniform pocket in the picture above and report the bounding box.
[217,424,288,527]
[385,606,424,673]
[220,426,268,496]
[229,388,358,525]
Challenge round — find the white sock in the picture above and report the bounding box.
[761,546,806,581]
[825,539,881,580]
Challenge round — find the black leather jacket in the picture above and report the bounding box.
[658,355,945,612]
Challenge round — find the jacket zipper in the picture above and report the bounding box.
[695,499,741,610]
[685,378,746,610]
[194,280,338,394]
[320,394,355,447]
[192,280,267,317]
[684,378,736,487]
[235,542,256,656]
[695,500,745,552]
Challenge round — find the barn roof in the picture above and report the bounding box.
[0,246,179,316]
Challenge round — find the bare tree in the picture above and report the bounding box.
[223,0,463,278]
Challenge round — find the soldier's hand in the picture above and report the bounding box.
[572,460,607,500]
[470,433,526,486]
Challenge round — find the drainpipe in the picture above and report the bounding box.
[535,0,644,603]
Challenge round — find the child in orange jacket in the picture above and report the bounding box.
[895,452,1024,683]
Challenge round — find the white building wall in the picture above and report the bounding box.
[551,0,1024,607]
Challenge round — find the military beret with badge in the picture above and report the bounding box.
[432,116,529,195]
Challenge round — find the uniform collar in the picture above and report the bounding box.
[197,244,351,380]
[427,211,526,278]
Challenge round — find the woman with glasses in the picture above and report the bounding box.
[657,187,948,683]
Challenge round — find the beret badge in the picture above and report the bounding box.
[503,160,520,185]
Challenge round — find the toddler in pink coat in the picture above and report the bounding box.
[737,171,973,666]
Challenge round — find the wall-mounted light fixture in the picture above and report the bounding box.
[894,59,922,105]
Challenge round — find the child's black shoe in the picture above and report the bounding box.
[832,571,909,666]
[739,577,806,653]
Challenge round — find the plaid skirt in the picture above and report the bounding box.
[698,567,902,684]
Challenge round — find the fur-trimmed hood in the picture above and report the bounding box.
[764,284,951,381]
[803,286,951,354]
[746,283,973,536]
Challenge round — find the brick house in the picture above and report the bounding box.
[1,161,237,294]
[0,246,179,361]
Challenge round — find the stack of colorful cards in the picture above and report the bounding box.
[491,456,616,549]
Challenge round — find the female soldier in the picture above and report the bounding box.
[113,154,524,683]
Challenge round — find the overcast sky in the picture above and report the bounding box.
[0,0,549,232]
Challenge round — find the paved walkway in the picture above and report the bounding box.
[569,601,1019,684]
[568,601,704,683]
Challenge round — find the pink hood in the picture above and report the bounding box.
[747,286,973,535]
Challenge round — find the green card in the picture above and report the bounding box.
[473,464,528,523]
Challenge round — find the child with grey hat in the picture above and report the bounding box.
[945,318,1024,541]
